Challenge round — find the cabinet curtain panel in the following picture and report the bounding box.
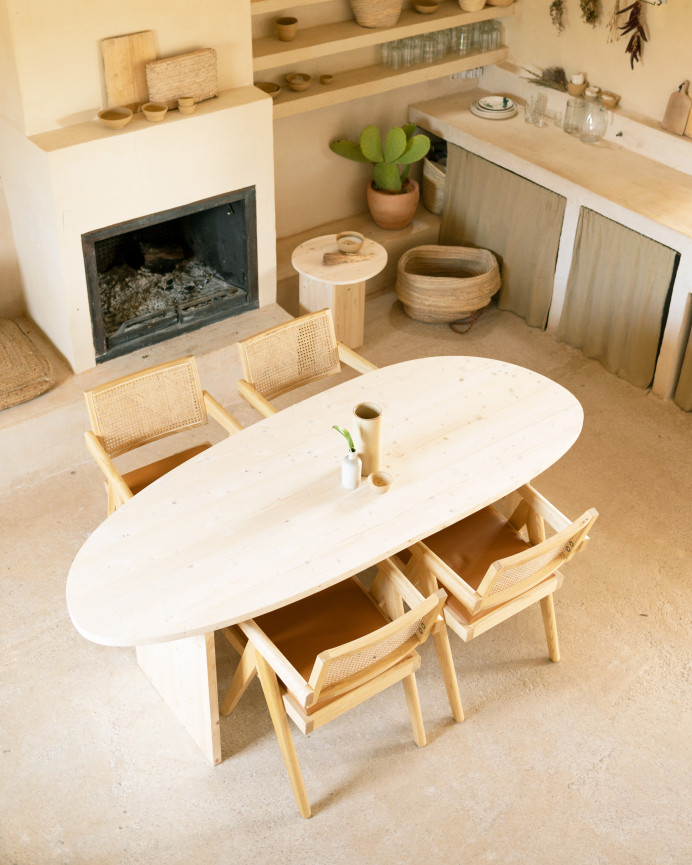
[557,208,678,390]
[440,144,566,328]
[674,329,692,411]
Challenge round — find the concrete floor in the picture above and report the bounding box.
[1,293,691,864]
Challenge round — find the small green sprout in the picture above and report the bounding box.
[333,425,356,452]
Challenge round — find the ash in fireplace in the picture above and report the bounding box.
[99,259,242,335]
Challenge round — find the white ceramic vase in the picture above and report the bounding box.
[341,450,362,489]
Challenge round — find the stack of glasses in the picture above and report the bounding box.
[377,21,502,70]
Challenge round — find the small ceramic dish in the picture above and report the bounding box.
[285,72,312,92]
[336,231,365,253]
[97,107,133,129]
[177,96,196,115]
[600,91,620,110]
[142,102,168,122]
[369,471,393,494]
[320,74,334,86]
[414,0,439,12]
[255,81,281,100]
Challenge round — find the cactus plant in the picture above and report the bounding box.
[330,123,431,193]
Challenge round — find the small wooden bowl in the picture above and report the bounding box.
[97,107,133,129]
[320,74,334,86]
[336,231,365,253]
[600,91,620,110]
[142,102,168,122]
[255,81,281,100]
[369,471,393,494]
[285,72,312,92]
[414,0,439,12]
[177,96,196,115]
[567,82,587,97]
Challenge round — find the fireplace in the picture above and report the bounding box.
[82,187,258,362]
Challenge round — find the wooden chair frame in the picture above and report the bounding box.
[221,559,462,818]
[405,483,598,680]
[84,356,243,514]
[236,308,377,418]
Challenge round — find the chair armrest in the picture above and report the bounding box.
[239,618,313,706]
[337,342,378,374]
[202,391,243,434]
[376,557,429,610]
[84,431,133,507]
[517,483,573,533]
[237,378,278,417]
[410,540,484,614]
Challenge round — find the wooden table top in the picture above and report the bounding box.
[291,234,388,284]
[66,356,583,647]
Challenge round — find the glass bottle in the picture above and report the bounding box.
[579,99,609,143]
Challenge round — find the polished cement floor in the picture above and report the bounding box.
[2,294,691,864]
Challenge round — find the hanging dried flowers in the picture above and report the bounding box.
[607,0,622,43]
[580,0,600,26]
[617,1,647,68]
[550,0,565,33]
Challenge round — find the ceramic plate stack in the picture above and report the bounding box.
[470,95,518,120]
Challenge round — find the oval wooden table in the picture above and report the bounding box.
[67,356,583,763]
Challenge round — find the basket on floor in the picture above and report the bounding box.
[348,0,404,28]
[422,158,446,215]
[396,245,500,323]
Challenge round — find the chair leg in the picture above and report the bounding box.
[255,650,311,819]
[540,593,560,662]
[401,673,427,747]
[432,622,464,723]
[220,642,258,716]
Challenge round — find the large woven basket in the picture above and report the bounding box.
[396,245,500,323]
[0,318,54,410]
[422,157,446,215]
[348,0,404,28]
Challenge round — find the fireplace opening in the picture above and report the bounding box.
[82,187,258,362]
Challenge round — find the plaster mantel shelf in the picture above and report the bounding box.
[410,90,692,243]
[28,87,267,154]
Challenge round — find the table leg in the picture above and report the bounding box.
[298,274,365,349]
[136,631,221,765]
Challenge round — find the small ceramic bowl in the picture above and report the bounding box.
[97,107,133,129]
[336,231,365,254]
[285,72,312,92]
[414,0,439,12]
[255,81,281,100]
[369,471,393,494]
[142,102,168,122]
[275,16,298,42]
[320,74,334,86]
[600,91,620,110]
[567,82,587,97]
[177,96,196,115]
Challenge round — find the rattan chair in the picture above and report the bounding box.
[84,355,243,515]
[236,308,378,417]
[399,484,598,713]
[220,558,461,818]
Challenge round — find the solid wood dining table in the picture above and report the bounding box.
[66,355,584,763]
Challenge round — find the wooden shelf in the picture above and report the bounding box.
[253,1,515,71]
[268,47,508,117]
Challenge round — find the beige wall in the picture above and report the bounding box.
[0,179,24,317]
[504,0,692,122]
[1,0,253,136]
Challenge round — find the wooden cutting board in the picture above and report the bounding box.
[662,80,691,136]
[101,30,156,112]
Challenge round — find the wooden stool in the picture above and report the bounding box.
[292,235,387,349]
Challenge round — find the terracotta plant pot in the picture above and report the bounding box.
[367,179,419,230]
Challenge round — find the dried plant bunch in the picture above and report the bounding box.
[550,0,565,33]
[580,0,600,26]
[524,65,568,92]
[618,0,647,68]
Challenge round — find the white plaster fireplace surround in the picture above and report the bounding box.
[3,89,277,372]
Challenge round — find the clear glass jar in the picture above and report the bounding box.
[579,101,609,143]
[563,97,585,135]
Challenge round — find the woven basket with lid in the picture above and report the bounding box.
[395,245,500,323]
[349,0,404,28]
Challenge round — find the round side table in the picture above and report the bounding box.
[292,235,387,349]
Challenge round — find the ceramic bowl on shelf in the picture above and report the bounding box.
[255,81,281,100]
[177,96,196,115]
[414,0,439,13]
[368,471,393,494]
[142,102,168,122]
[336,230,365,253]
[285,72,312,92]
[600,91,621,110]
[459,0,486,10]
[97,107,133,129]
[320,74,334,85]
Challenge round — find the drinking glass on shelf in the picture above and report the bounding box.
[388,43,403,70]
[524,91,548,126]
[457,26,471,57]
[422,35,436,65]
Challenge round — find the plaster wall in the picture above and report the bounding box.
[0,0,253,136]
[503,0,692,123]
[0,179,24,317]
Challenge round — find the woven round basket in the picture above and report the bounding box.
[349,0,404,28]
[422,158,446,215]
[396,245,500,323]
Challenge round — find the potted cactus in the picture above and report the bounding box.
[330,123,431,229]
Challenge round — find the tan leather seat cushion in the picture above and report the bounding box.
[122,442,211,495]
[255,578,389,681]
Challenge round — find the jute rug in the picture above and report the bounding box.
[0,318,54,411]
